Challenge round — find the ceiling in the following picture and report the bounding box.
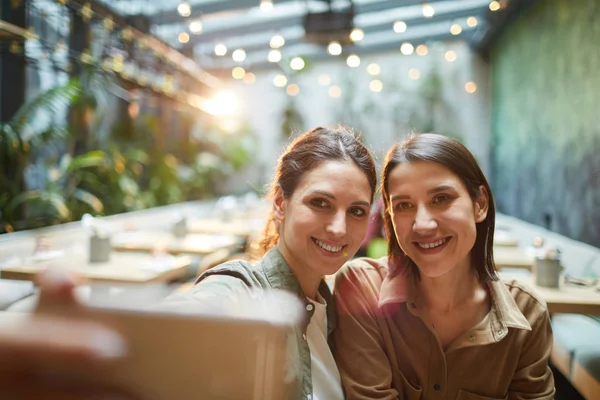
[91,0,535,73]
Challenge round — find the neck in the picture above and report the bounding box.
[276,243,322,300]
[417,258,482,313]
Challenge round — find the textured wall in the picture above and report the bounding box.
[491,0,600,247]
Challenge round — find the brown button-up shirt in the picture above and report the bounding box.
[333,257,555,400]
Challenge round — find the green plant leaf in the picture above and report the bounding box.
[44,192,71,220]
[10,79,81,136]
[73,189,103,213]
[66,150,105,173]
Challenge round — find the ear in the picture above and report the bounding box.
[273,186,286,222]
[474,185,489,223]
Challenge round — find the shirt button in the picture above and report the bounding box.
[497,330,504,336]
[303,333,307,341]
[433,384,441,391]
[306,304,314,312]
[469,335,475,341]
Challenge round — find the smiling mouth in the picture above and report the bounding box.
[415,237,450,249]
[312,237,346,253]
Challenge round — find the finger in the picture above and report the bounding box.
[36,266,81,309]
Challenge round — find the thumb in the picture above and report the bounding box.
[35,266,81,312]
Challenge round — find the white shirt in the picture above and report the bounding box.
[305,294,344,400]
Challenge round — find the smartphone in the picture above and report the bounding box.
[34,284,300,400]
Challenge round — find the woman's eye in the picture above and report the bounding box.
[395,202,412,211]
[310,198,329,208]
[433,194,451,204]
[349,207,367,217]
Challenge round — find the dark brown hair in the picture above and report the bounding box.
[381,133,498,282]
[260,126,377,254]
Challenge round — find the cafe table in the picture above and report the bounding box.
[501,271,600,315]
[111,231,244,256]
[0,251,192,285]
[493,246,534,270]
[185,217,266,238]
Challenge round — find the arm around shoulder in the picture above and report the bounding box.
[157,262,257,314]
[333,258,400,400]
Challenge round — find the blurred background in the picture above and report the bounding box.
[2,0,597,249]
[1,2,600,399]
[0,0,600,246]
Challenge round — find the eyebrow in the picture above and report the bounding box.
[390,185,456,201]
[309,190,371,207]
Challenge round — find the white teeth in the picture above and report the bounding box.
[418,238,447,249]
[315,239,343,253]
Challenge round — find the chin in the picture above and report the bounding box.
[415,263,453,279]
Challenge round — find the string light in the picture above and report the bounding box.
[270,35,285,49]
[290,57,305,71]
[400,42,414,55]
[177,2,191,17]
[416,44,428,56]
[103,17,114,31]
[467,17,478,27]
[178,32,190,43]
[273,74,287,87]
[232,49,246,62]
[260,0,273,11]
[422,3,435,17]
[393,21,407,33]
[408,68,420,80]
[80,2,92,22]
[286,84,300,96]
[465,82,477,93]
[346,54,360,67]
[445,50,457,62]
[489,1,500,11]
[232,67,245,79]
[367,63,380,75]
[268,50,281,62]
[121,28,133,41]
[369,80,383,92]
[329,86,342,98]
[328,41,342,56]
[190,21,203,34]
[215,44,227,56]
[450,24,462,35]
[350,28,364,42]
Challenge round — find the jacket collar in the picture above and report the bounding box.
[261,247,337,335]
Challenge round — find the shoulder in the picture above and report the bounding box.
[337,256,389,282]
[502,278,550,327]
[334,257,390,297]
[196,259,265,289]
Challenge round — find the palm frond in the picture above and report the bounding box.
[10,79,81,137]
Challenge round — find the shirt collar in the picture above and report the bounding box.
[487,279,531,331]
[260,247,337,335]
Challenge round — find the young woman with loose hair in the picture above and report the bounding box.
[0,126,377,400]
[334,134,555,400]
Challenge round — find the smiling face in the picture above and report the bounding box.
[274,160,372,280]
[387,161,488,279]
